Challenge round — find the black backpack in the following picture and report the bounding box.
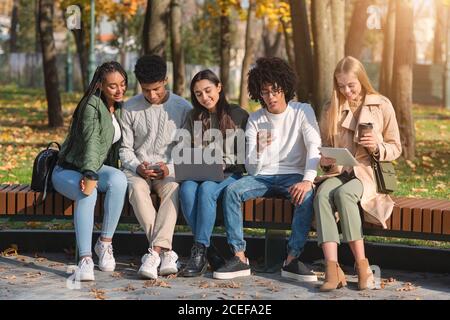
[31,142,61,199]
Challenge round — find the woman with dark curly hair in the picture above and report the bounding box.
[213,57,321,281]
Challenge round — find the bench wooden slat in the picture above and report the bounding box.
[274,199,283,223]
[410,199,442,232]
[17,185,32,214]
[283,200,292,224]
[264,198,273,223]
[443,210,450,235]
[0,184,20,215]
[255,198,263,222]
[7,185,29,214]
[244,200,253,222]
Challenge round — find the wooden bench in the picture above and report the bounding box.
[1,184,449,269]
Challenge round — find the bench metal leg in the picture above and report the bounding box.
[254,229,287,273]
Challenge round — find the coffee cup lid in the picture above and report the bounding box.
[83,170,99,181]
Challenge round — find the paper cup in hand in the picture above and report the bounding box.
[358,123,373,141]
[82,171,98,196]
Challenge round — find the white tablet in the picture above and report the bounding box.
[318,147,359,166]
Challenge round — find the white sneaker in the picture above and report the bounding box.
[77,257,95,281]
[94,239,116,272]
[138,248,161,279]
[159,250,179,276]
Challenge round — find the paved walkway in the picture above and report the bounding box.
[0,253,449,300]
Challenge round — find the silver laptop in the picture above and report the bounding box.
[174,148,224,182]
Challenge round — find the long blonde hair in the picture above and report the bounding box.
[323,56,378,145]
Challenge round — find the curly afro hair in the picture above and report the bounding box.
[134,54,167,84]
[247,57,297,108]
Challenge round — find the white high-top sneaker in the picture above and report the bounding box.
[159,250,179,276]
[138,248,161,279]
[94,238,116,272]
[77,256,95,281]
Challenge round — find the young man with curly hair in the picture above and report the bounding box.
[213,57,321,281]
[119,55,192,280]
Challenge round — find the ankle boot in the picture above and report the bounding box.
[355,258,375,290]
[179,243,208,277]
[320,261,347,292]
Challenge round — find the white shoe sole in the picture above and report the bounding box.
[98,264,116,272]
[78,272,95,281]
[281,270,318,282]
[159,267,178,276]
[213,269,251,280]
[138,270,158,280]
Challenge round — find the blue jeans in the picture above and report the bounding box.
[222,174,314,257]
[179,174,241,247]
[52,165,128,257]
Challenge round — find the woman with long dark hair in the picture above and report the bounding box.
[179,69,249,277]
[52,61,128,281]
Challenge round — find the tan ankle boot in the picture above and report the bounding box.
[355,258,375,290]
[320,261,347,292]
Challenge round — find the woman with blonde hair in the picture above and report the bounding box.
[315,56,401,291]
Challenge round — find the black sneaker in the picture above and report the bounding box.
[213,256,251,280]
[281,258,318,282]
[179,243,208,277]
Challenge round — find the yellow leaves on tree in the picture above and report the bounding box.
[256,0,291,33]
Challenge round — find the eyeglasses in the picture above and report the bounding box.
[260,88,283,98]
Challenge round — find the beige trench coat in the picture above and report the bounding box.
[318,94,402,228]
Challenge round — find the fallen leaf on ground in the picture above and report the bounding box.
[24,272,43,278]
[143,279,171,288]
[110,272,124,279]
[2,247,18,257]
[90,288,106,300]
[396,282,419,292]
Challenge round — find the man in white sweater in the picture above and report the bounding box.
[120,55,192,280]
[213,57,321,281]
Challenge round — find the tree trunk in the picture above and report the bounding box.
[433,0,446,64]
[391,0,415,160]
[38,0,63,128]
[35,0,41,53]
[220,14,231,94]
[311,0,335,116]
[239,0,257,108]
[170,0,185,96]
[281,19,296,72]
[345,0,371,59]
[143,0,170,57]
[119,15,128,67]
[379,0,396,98]
[9,0,19,52]
[290,0,313,102]
[72,27,88,91]
[331,0,345,65]
[262,23,282,57]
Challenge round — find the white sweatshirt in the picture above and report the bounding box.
[245,101,321,182]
